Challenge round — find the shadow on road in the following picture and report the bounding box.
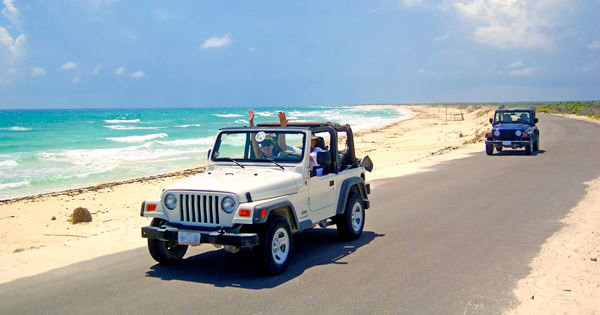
[490,149,546,156]
[144,229,383,289]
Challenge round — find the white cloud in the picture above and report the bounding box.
[452,0,559,49]
[588,37,600,50]
[73,77,82,84]
[60,62,79,70]
[404,0,424,6]
[510,67,536,76]
[32,67,46,77]
[419,68,445,77]
[0,27,24,56]
[202,34,232,49]
[92,63,103,74]
[580,63,598,72]
[509,60,524,68]
[115,66,125,75]
[433,34,450,43]
[81,0,118,11]
[130,70,145,78]
[2,0,20,26]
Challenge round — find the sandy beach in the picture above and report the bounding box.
[1,105,598,314]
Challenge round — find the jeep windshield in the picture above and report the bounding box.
[494,111,532,124]
[211,130,306,164]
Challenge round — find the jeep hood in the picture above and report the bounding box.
[165,168,303,202]
[492,122,532,130]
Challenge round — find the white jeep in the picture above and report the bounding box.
[140,122,373,275]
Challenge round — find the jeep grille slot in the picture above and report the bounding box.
[179,194,220,224]
[498,130,518,140]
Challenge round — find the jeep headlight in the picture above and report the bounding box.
[221,196,236,213]
[493,130,500,137]
[164,193,177,210]
[515,130,522,137]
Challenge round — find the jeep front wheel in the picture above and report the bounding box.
[147,219,188,264]
[486,144,494,155]
[525,142,533,155]
[254,216,292,275]
[337,193,365,241]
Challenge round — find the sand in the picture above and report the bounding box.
[0,105,598,314]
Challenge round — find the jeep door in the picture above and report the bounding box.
[307,130,336,220]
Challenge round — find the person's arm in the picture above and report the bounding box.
[277,111,288,152]
[248,109,256,127]
[248,109,263,158]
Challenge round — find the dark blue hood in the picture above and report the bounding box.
[492,122,532,130]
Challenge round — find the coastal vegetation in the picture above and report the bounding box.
[512,101,600,119]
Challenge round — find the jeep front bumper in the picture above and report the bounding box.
[485,139,531,147]
[141,225,259,248]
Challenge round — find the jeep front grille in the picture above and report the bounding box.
[498,130,517,140]
[179,194,220,224]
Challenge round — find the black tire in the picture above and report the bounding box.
[525,143,532,155]
[147,219,188,264]
[496,146,503,152]
[253,216,292,276]
[336,193,365,241]
[533,139,539,152]
[486,144,494,155]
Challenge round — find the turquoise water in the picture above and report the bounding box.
[0,106,409,200]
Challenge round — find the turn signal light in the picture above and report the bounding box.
[261,209,267,218]
[239,209,251,217]
[146,204,157,211]
[523,133,529,137]
[486,133,492,137]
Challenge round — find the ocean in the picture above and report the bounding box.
[0,106,409,200]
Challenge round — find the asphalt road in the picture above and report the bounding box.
[2,114,600,314]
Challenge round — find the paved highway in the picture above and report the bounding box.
[2,114,600,314]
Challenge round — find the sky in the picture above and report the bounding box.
[0,0,599,109]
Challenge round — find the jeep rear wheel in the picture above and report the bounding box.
[147,219,188,264]
[336,193,365,241]
[254,216,292,276]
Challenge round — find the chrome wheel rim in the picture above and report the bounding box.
[351,202,364,232]
[271,227,290,264]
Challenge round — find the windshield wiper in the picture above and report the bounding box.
[266,158,285,171]
[225,158,245,169]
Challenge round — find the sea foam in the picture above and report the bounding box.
[106,133,168,143]
[104,119,141,124]
[213,114,244,118]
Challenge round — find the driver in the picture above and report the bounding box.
[517,113,529,122]
[248,109,289,159]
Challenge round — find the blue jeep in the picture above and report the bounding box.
[485,106,540,155]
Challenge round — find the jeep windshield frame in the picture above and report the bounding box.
[493,110,535,125]
[211,129,307,164]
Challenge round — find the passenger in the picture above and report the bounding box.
[308,134,323,168]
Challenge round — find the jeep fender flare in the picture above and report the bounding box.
[252,199,299,232]
[336,177,370,215]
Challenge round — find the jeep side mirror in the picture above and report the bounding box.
[360,156,373,172]
[207,149,212,159]
[489,118,493,124]
[534,118,538,124]
[316,151,332,165]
